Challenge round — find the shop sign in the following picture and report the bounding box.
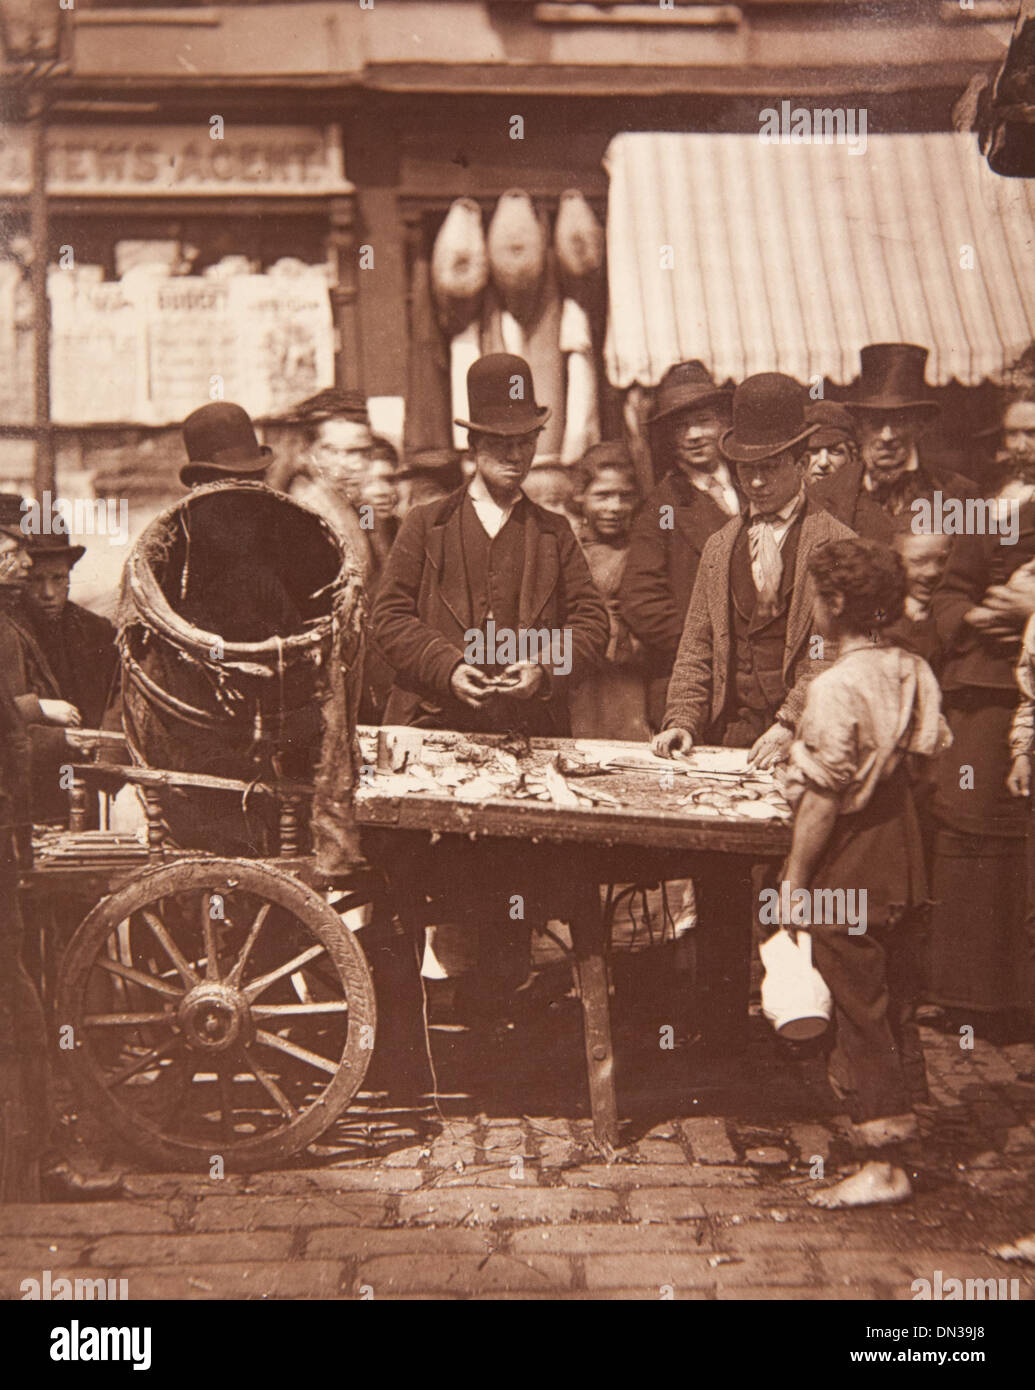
[0,124,350,196]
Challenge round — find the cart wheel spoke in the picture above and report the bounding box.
[109,1034,184,1087]
[139,909,201,988]
[242,944,326,1001]
[224,902,272,988]
[85,1011,178,1028]
[254,1028,340,1076]
[240,1047,297,1120]
[218,1066,236,1142]
[250,1001,349,1019]
[95,955,185,1001]
[202,892,221,982]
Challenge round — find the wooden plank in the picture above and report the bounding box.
[568,878,619,1157]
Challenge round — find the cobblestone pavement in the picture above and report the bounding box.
[3,991,1034,1301]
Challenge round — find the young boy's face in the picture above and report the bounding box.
[894,533,951,607]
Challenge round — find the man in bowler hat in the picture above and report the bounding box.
[619,361,740,731]
[652,376,855,1046]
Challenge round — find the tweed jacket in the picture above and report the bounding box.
[662,503,856,739]
[370,483,610,731]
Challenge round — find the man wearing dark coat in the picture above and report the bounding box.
[24,532,118,731]
[809,343,979,529]
[618,361,739,731]
[371,354,609,1020]
[372,354,609,737]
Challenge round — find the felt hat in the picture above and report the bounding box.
[25,528,86,566]
[554,190,604,282]
[648,360,732,425]
[847,343,940,418]
[720,373,819,465]
[396,448,464,488]
[0,492,29,543]
[803,401,857,449]
[292,387,369,427]
[577,441,635,471]
[454,353,551,436]
[179,402,272,487]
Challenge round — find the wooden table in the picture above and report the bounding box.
[353,729,793,1156]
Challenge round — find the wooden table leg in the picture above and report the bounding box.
[568,880,620,1158]
[692,855,756,1052]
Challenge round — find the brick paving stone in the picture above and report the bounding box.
[354,1252,572,1295]
[89,1230,293,1266]
[746,1147,789,1166]
[0,1235,91,1264]
[510,1224,713,1256]
[717,1284,865,1301]
[712,1254,815,1286]
[680,1116,738,1164]
[192,1194,388,1231]
[1000,1042,1035,1073]
[397,1187,618,1225]
[650,1187,788,1219]
[428,1139,478,1170]
[481,1127,530,1158]
[382,1146,431,1168]
[790,1124,833,1164]
[116,1261,346,1300]
[718,1222,873,1253]
[562,1163,756,1188]
[1004,1125,1035,1152]
[307,1227,490,1258]
[625,1189,708,1221]
[0,1203,174,1236]
[819,1250,922,1292]
[635,1139,688,1165]
[536,1137,578,1168]
[430,1167,540,1188]
[582,1253,719,1290]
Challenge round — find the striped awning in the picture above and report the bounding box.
[603,132,1035,390]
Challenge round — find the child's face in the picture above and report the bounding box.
[579,468,638,540]
[894,533,951,607]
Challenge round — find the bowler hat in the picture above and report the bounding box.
[26,529,86,566]
[804,401,857,450]
[847,343,940,418]
[649,361,732,425]
[180,402,272,487]
[454,353,551,437]
[0,492,28,542]
[720,374,819,465]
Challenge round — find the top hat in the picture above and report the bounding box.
[804,401,857,450]
[649,361,732,425]
[454,353,551,437]
[0,492,28,543]
[847,343,940,418]
[25,529,85,566]
[180,402,272,487]
[720,374,819,465]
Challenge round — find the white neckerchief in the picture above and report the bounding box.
[747,486,805,601]
[687,462,740,516]
[468,470,521,539]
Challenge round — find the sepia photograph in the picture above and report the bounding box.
[0,0,1034,1352]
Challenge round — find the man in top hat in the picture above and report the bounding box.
[811,344,977,527]
[653,373,854,769]
[23,532,118,734]
[372,353,608,736]
[619,361,740,731]
[371,354,608,1021]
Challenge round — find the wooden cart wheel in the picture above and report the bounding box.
[55,857,377,1171]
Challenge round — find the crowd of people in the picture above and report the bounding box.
[2,340,1035,1207]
